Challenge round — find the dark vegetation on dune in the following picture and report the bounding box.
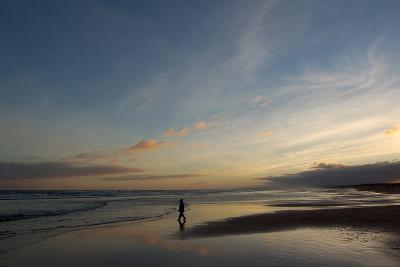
[344,183,400,194]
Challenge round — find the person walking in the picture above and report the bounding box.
[177,198,186,222]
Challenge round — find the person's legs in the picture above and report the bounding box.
[178,212,186,221]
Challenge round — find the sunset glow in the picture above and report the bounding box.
[1,1,400,189]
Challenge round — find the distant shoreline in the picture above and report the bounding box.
[341,183,400,194]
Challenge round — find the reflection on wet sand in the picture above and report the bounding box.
[183,205,400,239]
[0,203,399,267]
[178,220,185,232]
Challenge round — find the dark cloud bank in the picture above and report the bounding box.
[0,161,142,179]
[263,161,400,187]
[0,161,205,182]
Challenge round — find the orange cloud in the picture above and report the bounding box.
[128,139,169,152]
[257,130,273,138]
[66,139,171,165]
[384,125,400,136]
[162,127,191,137]
[195,120,214,129]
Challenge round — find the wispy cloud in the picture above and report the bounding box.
[162,119,219,138]
[384,125,400,136]
[250,96,270,108]
[250,96,262,104]
[252,39,400,169]
[230,0,277,75]
[128,139,171,152]
[194,120,215,130]
[0,161,142,180]
[162,128,191,137]
[65,139,173,165]
[282,117,388,148]
[66,151,109,162]
[257,130,273,138]
[282,38,393,98]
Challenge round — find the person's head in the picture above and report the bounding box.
[180,198,183,203]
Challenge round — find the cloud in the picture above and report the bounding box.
[257,130,273,138]
[67,140,171,163]
[63,139,173,166]
[0,161,142,180]
[162,127,191,137]
[384,125,400,136]
[66,151,109,162]
[250,96,270,108]
[312,162,348,169]
[128,139,170,152]
[163,119,220,137]
[262,161,400,187]
[102,173,207,181]
[250,96,262,104]
[259,101,270,108]
[230,1,277,75]
[194,120,214,129]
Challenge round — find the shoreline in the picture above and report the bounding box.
[342,183,400,194]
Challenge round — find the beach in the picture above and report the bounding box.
[1,188,400,267]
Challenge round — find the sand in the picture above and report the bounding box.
[183,205,400,239]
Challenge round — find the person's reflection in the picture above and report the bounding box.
[178,219,186,231]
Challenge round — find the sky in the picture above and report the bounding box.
[1,0,400,189]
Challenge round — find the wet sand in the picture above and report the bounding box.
[1,202,399,267]
[183,205,400,239]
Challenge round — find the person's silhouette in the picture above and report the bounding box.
[177,198,186,222]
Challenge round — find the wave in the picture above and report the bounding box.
[0,205,177,255]
[0,189,236,201]
[0,201,107,222]
[0,190,127,200]
[30,207,177,233]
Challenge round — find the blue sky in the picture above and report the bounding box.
[1,0,400,189]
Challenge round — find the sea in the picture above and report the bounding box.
[1,188,399,255]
